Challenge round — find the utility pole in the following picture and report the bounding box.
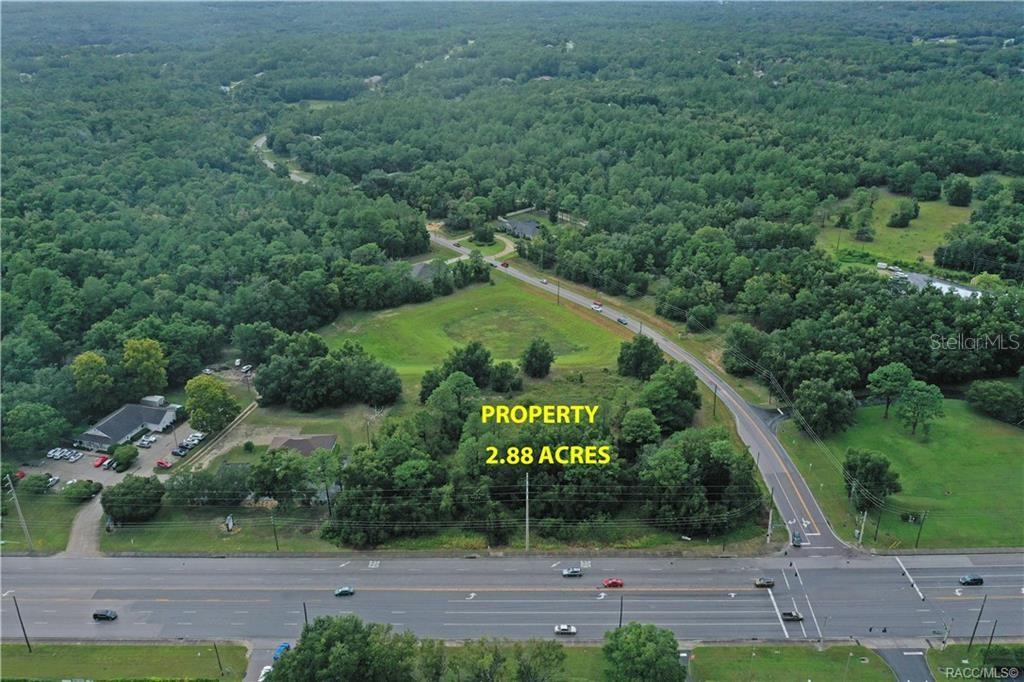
[873,507,883,542]
[556,281,560,306]
[967,594,987,652]
[914,511,928,549]
[983,620,998,663]
[766,506,773,544]
[618,595,624,628]
[3,592,31,652]
[213,642,224,676]
[524,472,530,553]
[271,512,280,551]
[857,509,868,547]
[4,475,33,551]
[303,601,309,626]
[712,383,718,417]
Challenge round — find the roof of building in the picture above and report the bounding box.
[269,434,339,456]
[502,219,540,239]
[78,403,177,447]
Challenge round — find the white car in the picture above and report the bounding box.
[258,665,273,681]
[554,624,577,636]
[47,448,61,458]
[68,452,83,463]
[241,364,253,373]
[203,368,214,375]
[46,476,61,488]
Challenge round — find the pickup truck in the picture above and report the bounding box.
[781,611,804,622]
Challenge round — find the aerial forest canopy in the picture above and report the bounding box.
[2,2,1022,436]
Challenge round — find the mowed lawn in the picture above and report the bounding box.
[690,645,891,682]
[0,494,82,554]
[779,400,1024,549]
[818,189,972,265]
[0,643,248,680]
[927,644,1024,679]
[320,275,631,392]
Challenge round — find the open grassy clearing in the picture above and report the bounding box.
[690,645,891,682]
[927,644,1024,679]
[817,189,972,266]
[0,642,248,681]
[560,646,607,681]
[0,494,82,554]
[405,241,460,264]
[779,400,1024,549]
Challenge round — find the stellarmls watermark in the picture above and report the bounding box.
[931,333,1021,351]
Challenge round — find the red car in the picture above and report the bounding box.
[93,455,109,468]
[602,578,624,588]
[156,459,172,469]
[500,262,510,268]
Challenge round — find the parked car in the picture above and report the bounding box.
[500,262,510,268]
[102,458,116,470]
[791,531,804,548]
[334,586,355,596]
[172,448,188,457]
[203,368,214,375]
[602,578,624,588]
[591,301,603,311]
[754,577,775,588]
[554,624,577,636]
[68,452,83,462]
[540,278,548,284]
[616,317,628,325]
[46,476,61,488]
[781,611,804,622]
[93,455,109,468]
[234,358,242,367]
[258,666,273,682]
[137,440,151,449]
[561,567,584,578]
[273,643,291,660]
[156,459,172,469]
[47,448,61,458]
[192,432,206,440]
[959,575,984,586]
[93,609,118,621]
[241,364,253,373]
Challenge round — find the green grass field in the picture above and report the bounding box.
[0,494,82,554]
[817,189,972,265]
[561,646,607,681]
[405,241,460,264]
[690,645,891,682]
[779,400,1024,549]
[927,644,1024,679]
[0,643,248,680]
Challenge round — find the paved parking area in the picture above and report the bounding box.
[19,421,202,490]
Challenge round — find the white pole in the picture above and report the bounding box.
[858,509,868,546]
[4,475,33,551]
[525,472,530,553]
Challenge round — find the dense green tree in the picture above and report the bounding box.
[101,475,165,522]
[61,479,103,503]
[887,198,918,228]
[793,378,857,436]
[19,474,52,495]
[70,351,115,414]
[843,448,902,512]
[617,335,664,380]
[185,375,243,433]
[894,380,945,436]
[618,407,661,459]
[603,622,686,682]
[521,338,556,378]
[723,323,767,377]
[965,380,1023,424]
[912,172,941,200]
[111,444,139,471]
[944,173,973,206]
[638,362,701,434]
[248,448,311,506]
[490,361,523,393]
[867,362,914,418]
[2,402,69,458]
[122,338,168,398]
[232,322,285,365]
[889,162,921,195]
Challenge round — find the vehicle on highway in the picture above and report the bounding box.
[258,666,273,682]
[273,643,291,660]
[500,262,509,268]
[156,459,172,469]
[93,609,118,621]
[591,301,603,311]
[616,317,628,325]
[93,455,109,468]
[959,574,984,586]
[781,611,803,622]
[561,567,584,578]
[453,241,461,247]
[334,586,355,596]
[554,624,577,636]
[754,577,775,588]
[540,278,548,284]
[791,531,804,548]
[602,578,624,588]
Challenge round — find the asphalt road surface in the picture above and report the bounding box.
[4,554,1020,646]
[432,234,844,554]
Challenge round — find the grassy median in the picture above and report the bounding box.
[0,642,248,681]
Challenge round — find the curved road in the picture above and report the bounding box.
[430,233,847,556]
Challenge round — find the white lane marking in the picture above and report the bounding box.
[367,561,380,569]
[903,651,924,656]
[550,562,561,568]
[407,569,421,572]
[650,568,664,572]
[231,622,245,626]
[234,610,248,614]
[805,595,823,641]
[42,610,56,613]
[391,611,406,615]
[781,570,791,590]
[176,622,192,625]
[312,568,326,572]
[133,622,146,625]
[183,610,196,614]
[338,562,350,568]
[597,593,607,600]
[284,622,299,626]
[955,588,963,597]
[767,588,790,639]
[33,621,48,625]
[465,593,477,600]
[288,610,301,614]
[895,557,925,601]
[794,567,804,587]
[791,597,807,638]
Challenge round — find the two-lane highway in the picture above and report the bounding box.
[431,233,844,554]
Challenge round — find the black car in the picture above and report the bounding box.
[172,448,188,457]
[959,575,984,586]
[791,531,804,548]
[93,609,118,621]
